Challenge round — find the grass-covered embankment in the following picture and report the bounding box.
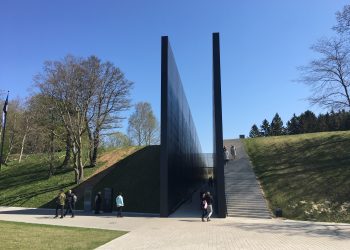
[0,147,138,208]
[0,220,126,250]
[244,131,350,222]
[93,145,160,213]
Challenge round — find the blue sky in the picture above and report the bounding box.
[0,0,348,152]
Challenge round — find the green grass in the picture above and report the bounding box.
[244,131,350,223]
[93,145,160,213]
[0,220,126,250]
[0,147,138,209]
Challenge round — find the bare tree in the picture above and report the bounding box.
[128,102,159,146]
[334,5,350,34]
[36,56,94,183]
[84,56,133,167]
[298,37,350,110]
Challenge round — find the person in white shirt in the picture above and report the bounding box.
[116,192,124,217]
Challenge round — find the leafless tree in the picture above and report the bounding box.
[36,56,94,183]
[298,37,350,110]
[84,56,133,167]
[128,102,159,146]
[36,55,132,183]
[334,5,350,34]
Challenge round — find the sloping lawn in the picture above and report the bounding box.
[93,145,160,213]
[0,220,126,250]
[244,131,350,222]
[0,147,138,208]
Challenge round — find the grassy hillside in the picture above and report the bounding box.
[0,147,139,208]
[93,145,160,213]
[244,131,350,223]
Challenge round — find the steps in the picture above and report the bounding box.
[223,140,271,219]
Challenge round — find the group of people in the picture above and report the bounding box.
[200,191,213,222]
[55,189,124,218]
[224,145,237,163]
[94,191,124,217]
[54,189,77,218]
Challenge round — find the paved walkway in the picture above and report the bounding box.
[1,205,350,249]
[223,139,271,218]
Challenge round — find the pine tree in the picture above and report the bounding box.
[286,114,300,135]
[299,110,317,133]
[260,119,270,136]
[270,113,284,136]
[249,124,260,138]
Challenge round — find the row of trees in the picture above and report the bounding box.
[249,110,350,138]
[0,55,159,183]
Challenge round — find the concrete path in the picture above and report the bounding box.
[2,205,350,249]
[224,139,271,218]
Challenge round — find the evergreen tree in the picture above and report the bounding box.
[286,114,300,135]
[260,119,270,136]
[270,113,284,136]
[249,124,260,138]
[299,110,317,133]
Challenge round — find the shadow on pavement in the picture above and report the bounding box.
[223,221,350,240]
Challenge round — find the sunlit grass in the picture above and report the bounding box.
[244,131,350,222]
[0,220,126,250]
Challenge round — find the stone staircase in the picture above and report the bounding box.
[223,139,271,219]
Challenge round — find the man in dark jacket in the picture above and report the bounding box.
[95,192,102,214]
[64,190,76,218]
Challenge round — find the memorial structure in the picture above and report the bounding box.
[160,36,207,217]
[212,32,227,218]
[160,33,227,217]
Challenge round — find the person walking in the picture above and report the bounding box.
[116,192,124,217]
[223,146,230,164]
[230,145,237,160]
[201,192,208,222]
[64,190,77,218]
[54,189,66,218]
[205,191,213,221]
[95,191,102,214]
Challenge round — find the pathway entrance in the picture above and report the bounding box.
[224,139,271,218]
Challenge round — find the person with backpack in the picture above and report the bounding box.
[201,192,208,222]
[64,190,77,218]
[54,189,66,218]
[116,192,124,217]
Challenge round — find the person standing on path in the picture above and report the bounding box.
[223,146,230,164]
[230,145,237,160]
[201,192,208,222]
[205,192,213,221]
[54,189,66,218]
[64,190,76,218]
[116,192,124,217]
[95,192,102,214]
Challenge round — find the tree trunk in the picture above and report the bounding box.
[74,135,84,183]
[86,122,94,167]
[61,132,71,168]
[91,129,100,167]
[19,133,27,163]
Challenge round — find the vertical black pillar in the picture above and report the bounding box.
[213,32,227,218]
[160,36,169,217]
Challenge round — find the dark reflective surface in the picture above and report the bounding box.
[160,36,206,216]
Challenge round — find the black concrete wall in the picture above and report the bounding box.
[160,36,206,217]
[212,32,227,218]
